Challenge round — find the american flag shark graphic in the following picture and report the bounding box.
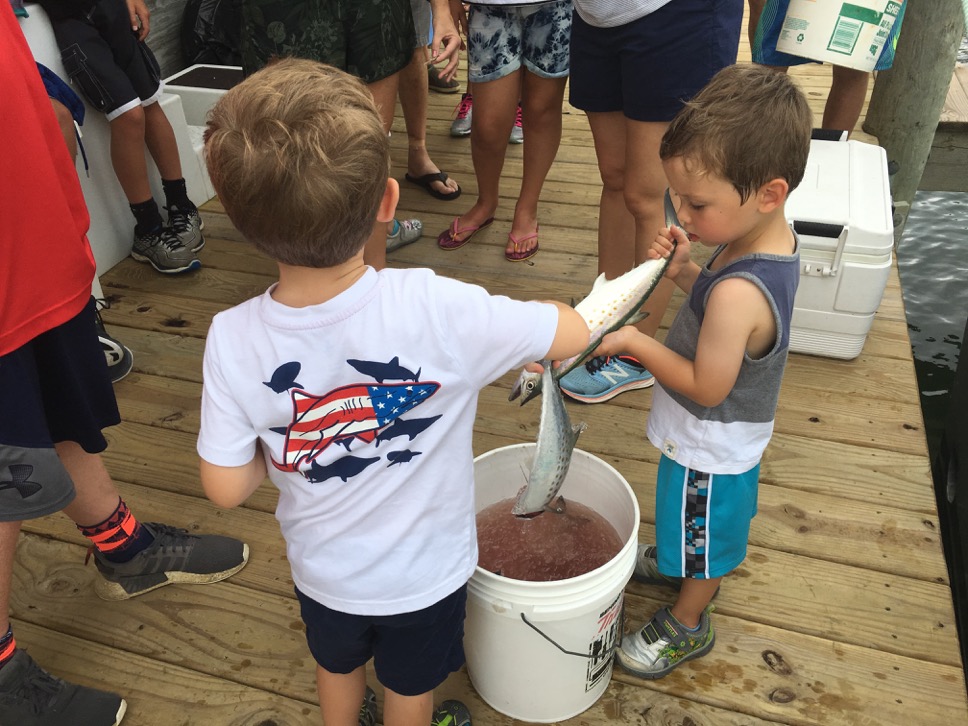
[271,382,440,472]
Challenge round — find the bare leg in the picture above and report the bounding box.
[364,73,402,270]
[0,521,19,635]
[316,664,367,726]
[506,71,566,257]
[671,577,722,629]
[55,441,121,527]
[400,48,459,197]
[383,687,434,726]
[143,101,183,180]
[446,71,520,242]
[109,107,153,204]
[747,0,768,50]
[823,65,870,136]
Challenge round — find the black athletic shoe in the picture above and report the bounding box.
[0,649,127,726]
[92,522,249,600]
[359,686,377,726]
[94,299,134,383]
[431,699,471,726]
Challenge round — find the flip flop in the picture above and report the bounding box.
[505,227,539,262]
[406,171,462,201]
[437,216,494,251]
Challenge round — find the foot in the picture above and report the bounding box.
[615,605,715,679]
[0,649,127,725]
[165,203,205,252]
[451,93,473,137]
[431,699,471,726]
[94,299,134,383]
[505,225,539,262]
[559,355,654,403]
[437,212,495,250]
[131,226,201,274]
[92,522,249,600]
[406,164,460,200]
[387,218,423,252]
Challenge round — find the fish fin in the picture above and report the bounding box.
[546,496,566,515]
[626,310,651,327]
[589,273,608,292]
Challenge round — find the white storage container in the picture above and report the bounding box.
[786,138,894,359]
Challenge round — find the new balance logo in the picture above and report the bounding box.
[600,362,632,386]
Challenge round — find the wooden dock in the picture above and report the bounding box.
[10,39,968,726]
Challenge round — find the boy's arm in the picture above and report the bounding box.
[654,225,701,294]
[543,301,591,362]
[200,454,268,509]
[594,278,773,407]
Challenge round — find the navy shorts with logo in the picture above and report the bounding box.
[0,298,120,522]
[51,0,164,121]
[569,0,743,122]
[295,584,467,696]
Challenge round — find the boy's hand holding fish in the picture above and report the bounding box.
[651,224,698,292]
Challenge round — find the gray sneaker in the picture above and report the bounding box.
[359,686,377,726]
[131,227,201,274]
[450,93,473,137]
[616,605,715,679]
[0,649,127,726]
[166,204,205,252]
[387,218,422,252]
[509,103,523,145]
[632,544,720,597]
[92,522,249,600]
[94,299,133,383]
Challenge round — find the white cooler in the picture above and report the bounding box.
[786,138,894,359]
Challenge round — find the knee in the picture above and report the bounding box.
[598,163,626,194]
[110,106,146,138]
[623,184,664,220]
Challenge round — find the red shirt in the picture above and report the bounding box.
[1,2,96,356]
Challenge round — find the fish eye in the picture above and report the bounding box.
[525,380,535,392]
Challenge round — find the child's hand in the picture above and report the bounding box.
[592,326,640,360]
[126,0,149,40]
[651,225,692,281]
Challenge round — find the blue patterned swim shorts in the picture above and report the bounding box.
[467,1,573,83]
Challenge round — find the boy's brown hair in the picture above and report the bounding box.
[660,64,812,202]
[204,58,390,267]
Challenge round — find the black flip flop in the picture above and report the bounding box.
[405,171,462,201]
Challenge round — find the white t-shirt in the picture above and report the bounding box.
[198,267,558,615]
[573,0,673,28]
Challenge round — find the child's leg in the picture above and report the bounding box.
[316,664,368,726]
[383,688,434,726]
[823,66,870,136]
[143,100,183,181]
[671,577,722,629]
[109,106,153,205]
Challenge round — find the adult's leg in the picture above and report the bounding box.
[507,71,566,256]
[316,664,367,726]
[447,71,521,242]
[399,48,459,197]
[364,73,402,270]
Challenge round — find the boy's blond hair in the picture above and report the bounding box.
[204,58,390,267]
[660,64,812,202]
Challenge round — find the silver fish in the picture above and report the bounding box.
[509,190,681,405]
[511,361,587,516]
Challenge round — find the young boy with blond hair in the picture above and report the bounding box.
[197,58,589,726]
[588,64,812,679]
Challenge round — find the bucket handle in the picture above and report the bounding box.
[519,612,615,660]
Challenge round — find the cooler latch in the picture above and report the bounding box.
[793,220,848,277]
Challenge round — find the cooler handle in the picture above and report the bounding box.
[792,221,848,277]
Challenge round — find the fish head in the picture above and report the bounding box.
[508,369,543,405]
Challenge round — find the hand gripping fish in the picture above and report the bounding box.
[511,362,587,517]
[509,190,681,405]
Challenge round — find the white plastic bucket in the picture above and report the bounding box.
[465,444,639,723]
[775,0,902,71]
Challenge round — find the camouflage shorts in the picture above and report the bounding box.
[241,0,415,82]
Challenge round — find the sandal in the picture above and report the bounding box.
[505,227,539,262]
[405,171,462,201]
[437,216,494,251]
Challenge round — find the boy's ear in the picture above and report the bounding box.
[376,178,400,224]
[756,178,790,213]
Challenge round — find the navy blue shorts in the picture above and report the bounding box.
[295,584,467,696]
[0,297,120,522]
[569,0,743,122]
[51,0,164,120]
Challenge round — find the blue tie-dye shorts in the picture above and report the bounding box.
[467,1,573,83]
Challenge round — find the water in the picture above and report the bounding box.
[896,191,968,463]
[477,497,624,581]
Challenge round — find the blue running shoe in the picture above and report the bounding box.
[559,355,654,403]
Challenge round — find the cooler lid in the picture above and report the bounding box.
[786,139,894,256]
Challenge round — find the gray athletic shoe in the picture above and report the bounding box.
[509,103,523,145]
[0,649,127,726]
[166,204,205,252]
[92,522,249,600]
[94,299,133,383]
[387,218,423,252]
[450,93,473,137]
[131,227,201,274]
[616,605,715,679]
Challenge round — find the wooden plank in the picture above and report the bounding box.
[940,64,968,123]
